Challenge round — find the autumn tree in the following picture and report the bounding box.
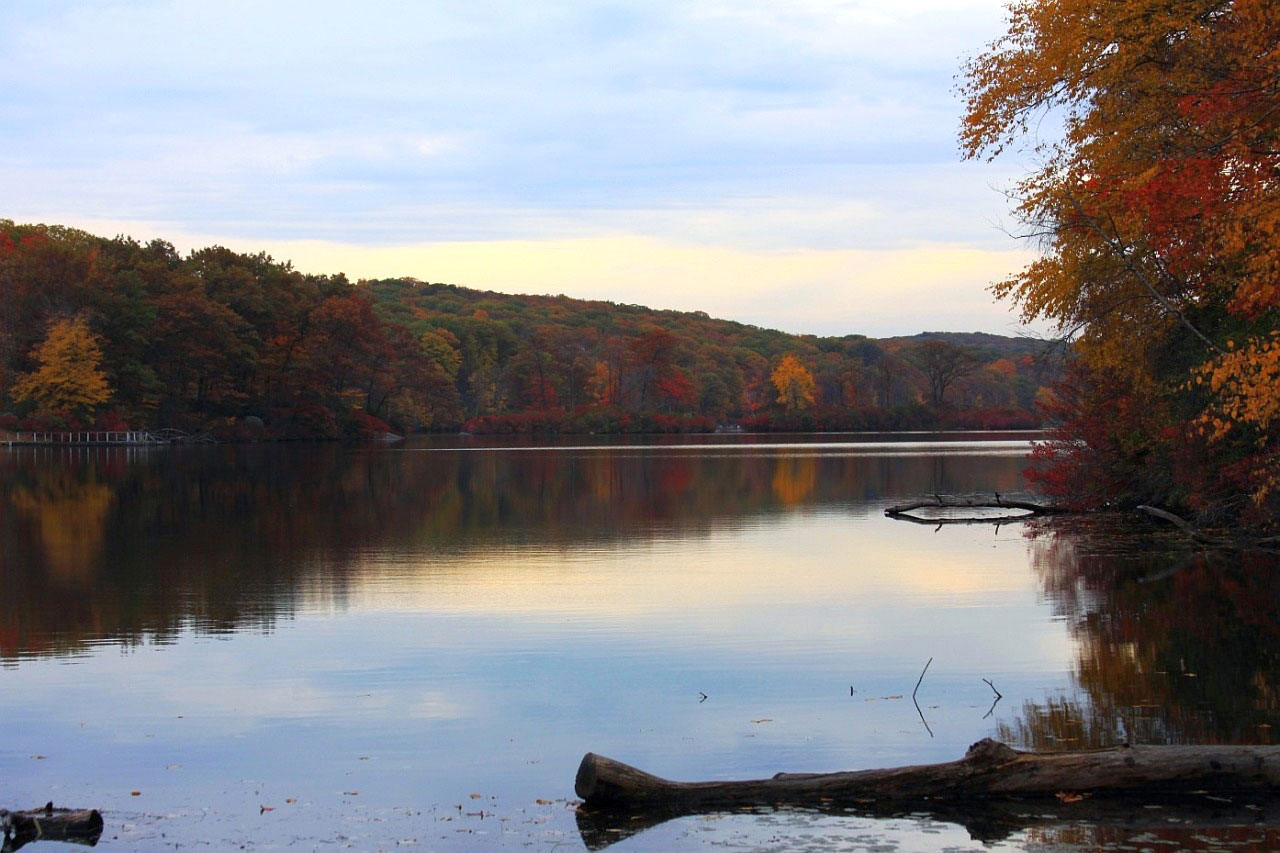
[771,355,815,412]
[626,328,679,410]
[420,328,461,381]
[961,0,1280,522]
[12,316,112,421]
[916,340,980,407]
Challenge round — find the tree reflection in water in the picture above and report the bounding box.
[0,440,1027,660]
[1004,516,1280,751]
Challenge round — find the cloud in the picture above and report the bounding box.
[0,1,1032,335]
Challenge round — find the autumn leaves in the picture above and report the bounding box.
[961,0,1280,522]
[10,316,111,423]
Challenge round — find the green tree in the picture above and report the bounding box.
[420,328,462,381]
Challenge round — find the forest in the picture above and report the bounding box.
[0,220,1052,440]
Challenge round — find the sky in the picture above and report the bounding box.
[0,0,1040,338]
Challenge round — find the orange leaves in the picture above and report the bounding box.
[962,0,1280,355]
[770,355,815,413]
[962,0,1280,520]
[1196,331,1280,440]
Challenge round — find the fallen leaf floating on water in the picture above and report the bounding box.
[470,793,483,799]
[131,791,141,796]
[535,799,554,805]
[1056,791,1089,803]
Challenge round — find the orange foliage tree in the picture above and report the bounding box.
[12,316,112,422]
[771,355,816,412]
[962,0,1280,522]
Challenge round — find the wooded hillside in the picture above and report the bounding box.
[0,221,1056,439]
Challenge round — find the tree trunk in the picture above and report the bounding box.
[2,804,103,851]
[575,739,1280,809]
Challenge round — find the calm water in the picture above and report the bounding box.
[2,433,1279,851]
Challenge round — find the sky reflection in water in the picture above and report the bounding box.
[1,435,1277,849]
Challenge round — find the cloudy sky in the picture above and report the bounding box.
[0,0,1037,337]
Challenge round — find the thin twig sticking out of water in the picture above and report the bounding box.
[913,657,934,738]
[982,678,1003,720]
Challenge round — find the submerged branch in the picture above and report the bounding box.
[1137,505,1280,551]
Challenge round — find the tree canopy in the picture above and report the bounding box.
[961,0,1280,524]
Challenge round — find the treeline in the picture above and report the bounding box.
[0,221,1055,438]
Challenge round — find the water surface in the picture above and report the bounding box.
[2,433,1278,850]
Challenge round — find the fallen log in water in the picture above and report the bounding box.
[575,739,1280,809]
[1,804,103,852]
[884,494,1060,524]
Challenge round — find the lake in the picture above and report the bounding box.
[2,433,1279,850]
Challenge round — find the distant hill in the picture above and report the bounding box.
[878,331,1058,361]
[0,220,1060,438]
[362,277,1062,431]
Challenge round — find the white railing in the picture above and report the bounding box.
[2,431,161,446]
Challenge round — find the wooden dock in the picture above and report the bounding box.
[3,430,165,447]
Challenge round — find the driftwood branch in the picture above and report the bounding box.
[1137,505,1280,550]
[1,804,103,851]
[885,494,1060,525]
[575,738,1280,810]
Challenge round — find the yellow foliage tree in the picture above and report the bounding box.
[12,316,112,420]
[771,355,815,412]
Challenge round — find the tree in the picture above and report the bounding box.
[961,0,1280,519]
[626,329,679,410]
[916,340,980,407]
[771,355,815,412]
[420,328,461,381]
[12,316,112,421]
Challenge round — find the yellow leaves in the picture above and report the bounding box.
[770,354,815,413]
[1194,335,1280,505]
[11,315,112,419]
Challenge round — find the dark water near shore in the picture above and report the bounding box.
[2,433,1279,850]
